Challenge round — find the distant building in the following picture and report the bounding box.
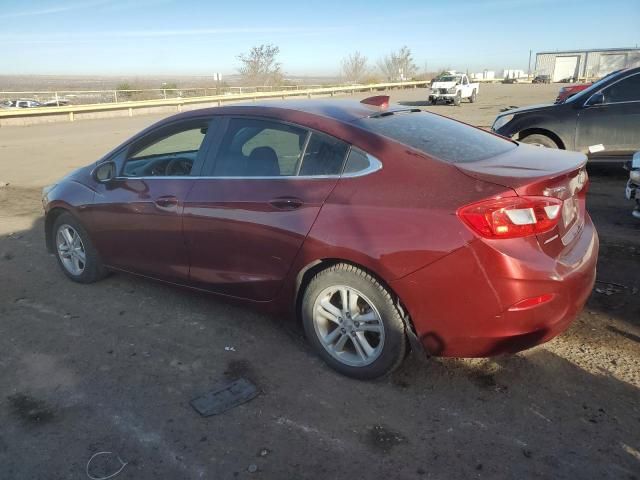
[502,69,527,79]
[471,70,495,81]
[535,48,640,82]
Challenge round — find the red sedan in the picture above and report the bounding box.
[555,83,591,103]
[42,97,598,379]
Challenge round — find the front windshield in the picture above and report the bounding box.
[437,76,460,82]
[565,69,625,103]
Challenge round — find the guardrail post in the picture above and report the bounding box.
[128,107,133,117]
[114,90,118,103]
[163,89,167,99]
[55,92,60,107]
[69,111,74,122]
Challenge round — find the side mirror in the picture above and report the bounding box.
[93,161,116,183]
[585,92,604,107]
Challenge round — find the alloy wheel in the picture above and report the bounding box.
[56,224,86,275]
[312,285,385,367]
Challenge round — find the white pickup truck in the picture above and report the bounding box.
[429,73,479,106]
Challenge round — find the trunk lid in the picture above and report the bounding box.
[456,143,589,255]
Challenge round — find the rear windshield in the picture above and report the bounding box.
[354,111,516,163]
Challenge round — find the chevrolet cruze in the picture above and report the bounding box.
[43,97,598,379]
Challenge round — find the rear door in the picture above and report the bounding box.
[89,117,214,282]
[183,116,349,301]
[576,72,640,158]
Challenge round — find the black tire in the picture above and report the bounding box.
[301,263,407,380]
[52,212,107,283]
[519,133,559,149]
[453,91,461,106]
[469,89,477,103]
[429,96,437,105]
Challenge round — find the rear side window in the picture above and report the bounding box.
[299,132,349,176]
[214,118,306,177]
[354,112,516,163]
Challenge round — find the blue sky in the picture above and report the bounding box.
[1,0,639,76]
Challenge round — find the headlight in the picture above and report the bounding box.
[447,87,457,93]
[492,113,514,131]
[630,170,640,184]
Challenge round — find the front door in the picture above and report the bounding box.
[183,117,349,301]
[89,117,214,282]
[576,72,640,158]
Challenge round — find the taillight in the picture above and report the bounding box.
[457,196,563,239]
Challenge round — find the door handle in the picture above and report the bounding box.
[269,197,303,210]
[154,195,178,208]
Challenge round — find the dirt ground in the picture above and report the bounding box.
[1,84,639,480]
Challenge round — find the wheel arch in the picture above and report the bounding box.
[45,207,72,253]
[293,258,420,346]
[517,128,566,149]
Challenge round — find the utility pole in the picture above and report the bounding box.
[528,49,532,78]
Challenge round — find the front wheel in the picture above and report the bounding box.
[52,212,107,283]
[453,91,461,106]
[301,264,407,380]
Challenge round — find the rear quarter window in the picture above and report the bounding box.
[354,112,516,163]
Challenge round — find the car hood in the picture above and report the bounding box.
[497,103,556,117]
[431,81,457,89]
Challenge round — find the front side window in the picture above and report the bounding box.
[213,118,306,176]
[122,119,209,177]
[604,73,640,103]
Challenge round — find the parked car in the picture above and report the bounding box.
[3,99,44,108]
[429,73,478,105]
[43,97,597,379]
[555,84,591,103]
[626,151,640,219]
[532,75,551,84]
[492,67,640,163]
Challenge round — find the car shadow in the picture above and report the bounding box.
[1,203,639,479]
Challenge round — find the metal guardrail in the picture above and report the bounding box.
[0,81,429,123]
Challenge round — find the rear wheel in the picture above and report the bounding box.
[453,91,462,106]
[52,213,107,283]
[469,89,477,103]
[519,133,559,149]
[301,264,407,380]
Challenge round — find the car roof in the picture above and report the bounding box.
[172,99,414,123]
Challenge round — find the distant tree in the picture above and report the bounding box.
[377,46,418,81]
[341,51,368,84]
[116,82,134,100]
[237,44,283,86]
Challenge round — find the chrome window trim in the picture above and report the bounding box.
[341,153,383,178]
[111,152,382,181]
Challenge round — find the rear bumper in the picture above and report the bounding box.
[390,215,598,357]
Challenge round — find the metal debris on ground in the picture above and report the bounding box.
[190,378,259,417]
[248,464,258,473]
[86,451,127,480]
[224,346,236,352]
[595,285,622,296]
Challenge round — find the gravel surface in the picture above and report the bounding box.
[0,84,638,479]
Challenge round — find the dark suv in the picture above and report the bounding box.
[532,75,551,84]
[493,67,640,162]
